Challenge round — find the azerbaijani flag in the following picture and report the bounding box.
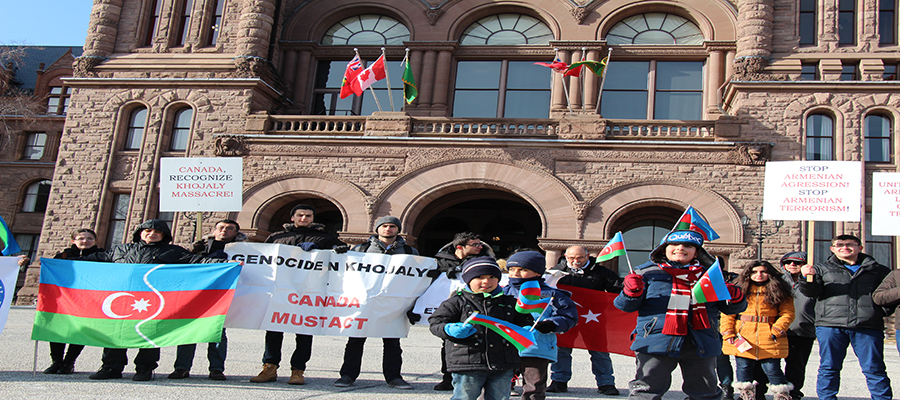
[464,312,536,351]
[0,215,21,256]
[32,259,241,348]
[596,232,626,262]
[516,280,550,314]
[691,258,731,303]
[673,206,720,241]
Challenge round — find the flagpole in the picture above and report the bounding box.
[580,47,586,111]
[355,48,382,112]
[381,47,395,112]
[594,47,613,114]
[622,240,634,274]
[33,341,38,377]
[529,296,554,331]
[401,49,410,112]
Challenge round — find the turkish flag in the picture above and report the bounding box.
[555,284,636,357]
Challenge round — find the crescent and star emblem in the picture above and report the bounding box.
[100,292,154,318]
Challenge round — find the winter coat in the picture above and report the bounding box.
[502,278,578,361]
[80,219,225,264]
[428,288,533,372]
[799,252,891,330]
[191,232,248,257]
[782,271,816,338]
[54,244,103,259]
[434,242,495,277]
[873,268,900,330]
[549,256,623,292]
[264,222,344,250]
[613,261,747,359]
[352,235,419,255]
[721,285,795,360]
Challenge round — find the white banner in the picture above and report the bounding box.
[0,257,18,337]
[872,172,900,235]
[159,157,243,212]
[762,161,861,221]
[411,273,509,326]
[223,242,435,338]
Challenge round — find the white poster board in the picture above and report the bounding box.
[159,157,243,212]
[871,172,900,235]
[762,161,861,222]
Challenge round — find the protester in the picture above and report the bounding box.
[546,245,621,395]
[721,260,794,400]
[875,253,900,359]
[78,219,228,381]
[614,230,746,400]
[251,204,349,385]
[780,251,815,400]
[503,250,577,399]
[167,219,246,381]
[429,256,533,400]
[800,234,892,400]
[333,216,415,389]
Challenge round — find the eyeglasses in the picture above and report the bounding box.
[466,243,484,248]
[783,260,804,266]
[831,243,859,248]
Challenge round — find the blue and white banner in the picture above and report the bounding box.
[0,257,19,336]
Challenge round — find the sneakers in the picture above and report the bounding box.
[57,361,75,375]
[167,369,190,379]
[43,361,61,374]
[249,363,277,383]
[89,367,123,380]
[433,379,453,391]
[334,376,355,387]
[387,378,413,389]
[547,381,568,393]
[599,385,620,395]
[288,369,306,385]
[132,369,154,381]
[208,370,227,381]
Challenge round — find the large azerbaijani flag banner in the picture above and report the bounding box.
[32,259,242,348]
[0,257,18,336]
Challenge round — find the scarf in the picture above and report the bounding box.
[661,261,711,335]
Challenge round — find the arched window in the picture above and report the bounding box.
[124,107,148,150]
[606,13,703,45]
[175,0,194,46]
[459,14,553,45]
[206,0,224,46]
[806,114,834,160]
[322,15,410,45]
[169,107,193,151]
[22,180,51,213]
[865,113,892,162]
[618,219,675,276]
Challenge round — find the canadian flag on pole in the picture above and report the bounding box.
[356,55,386,92]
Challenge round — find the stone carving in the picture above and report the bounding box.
[365,195,378,216]
[425,9,443,25]
[569,7,589,24]
[111,155,135,180]
[214,135,247,156]
[732,56,789,82]
[573,201,589,220]
[232,56,266,78]
[72,56,105,77]
[727,143,771,165]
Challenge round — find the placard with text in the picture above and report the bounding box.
[871,172,900,235]
[159,157,243,212]
[762,161,861,222]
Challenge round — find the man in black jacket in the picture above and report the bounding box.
[546,245,622,395]
[799,234,892,400]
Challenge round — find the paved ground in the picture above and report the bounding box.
[1,307,899,399]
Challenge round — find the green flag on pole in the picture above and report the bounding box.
[402,58,417,104]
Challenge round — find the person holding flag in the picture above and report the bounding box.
[502,250,578,399]
[614,230,746,400]
[429,256,533,400]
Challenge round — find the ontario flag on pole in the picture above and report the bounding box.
[596,232,626,262]
[464,312,536,351]
[340,54,363,99]
[673,206,720,241]
[555,284,636,356]
[32,259,241,348]
[691,258,731,304]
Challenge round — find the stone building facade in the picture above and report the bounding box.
[13,0,900,303]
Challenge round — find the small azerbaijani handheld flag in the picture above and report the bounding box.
[674,206,721,241]
[0,215,22,256]
[464,312,536,351]
[691,258,731,303]
[516,280,550,314]
[32,259,242,348]
[596,232,626,262]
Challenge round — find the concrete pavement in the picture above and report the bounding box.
[1,307,899,399]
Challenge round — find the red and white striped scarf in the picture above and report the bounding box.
[661,262,711,335]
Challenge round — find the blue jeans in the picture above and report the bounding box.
[451,369,516,400]
[174,329,227,372]
[716,354,733,386]
[550,346,615,386]
[816,326,892,400]
[734,357,787,385]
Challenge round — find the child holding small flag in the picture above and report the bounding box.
[502,250,578,400]
[614,230,746,400]
[720,260,795,400]
[429,256,533,400]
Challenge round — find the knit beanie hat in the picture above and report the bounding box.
[460,256,502,285]
[375,215,401,231]
[506,250,546,275]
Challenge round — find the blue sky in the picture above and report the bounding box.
[0,1,93,46]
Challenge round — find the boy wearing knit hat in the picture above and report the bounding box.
[502,250,578,399]
[429,256,533,400]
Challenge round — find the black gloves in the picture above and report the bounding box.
[534,320,557,334]
[406,309,421,325]
[333,244,351,254]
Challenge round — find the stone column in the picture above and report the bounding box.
[293,50,312,112]
[584,49,599,110]
[551,49,570,111]
[734,0,774,79]
[76,0,122,76]
[407,49,424,110]
[417,49,436,108]
[236,0,276,59]
[281,49,299,92]
[431,48,454,115]
[569,48,583,110]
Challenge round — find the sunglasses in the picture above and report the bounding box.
[783,260,804,266]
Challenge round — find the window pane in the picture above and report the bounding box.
[806,114,834,160]
[455,62,501,89]
[504,90,550,118]
[13,234,38,258]
[865,114,892,162]
[813,221,834,262]
[125,108,148,150]
[800,64,818,80]
[453,91,498,117]
[655,92,702,120]
[108,194,131,247]
[601,91,649,119]
[507,61,551,90]
[656,62,703,90]
[23,180,51,212]
[604,61,649,90]
[23,132,47,160]
[460,14,552,45]
[170,108,193,151]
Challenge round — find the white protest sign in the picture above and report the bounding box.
[410,273,509,326]
[223,242,435,338]
[763,161,861,221]
[0,257,17,336]
[871,172,900,235]
[159,157,243,212]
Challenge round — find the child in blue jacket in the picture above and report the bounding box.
[502,250,578,400]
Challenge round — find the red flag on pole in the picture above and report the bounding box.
[340,54,363,99]
[555,284,636,357]
[357,54,386,92]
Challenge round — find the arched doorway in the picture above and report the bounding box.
[413,189,541,258]
[265,197,344,236]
